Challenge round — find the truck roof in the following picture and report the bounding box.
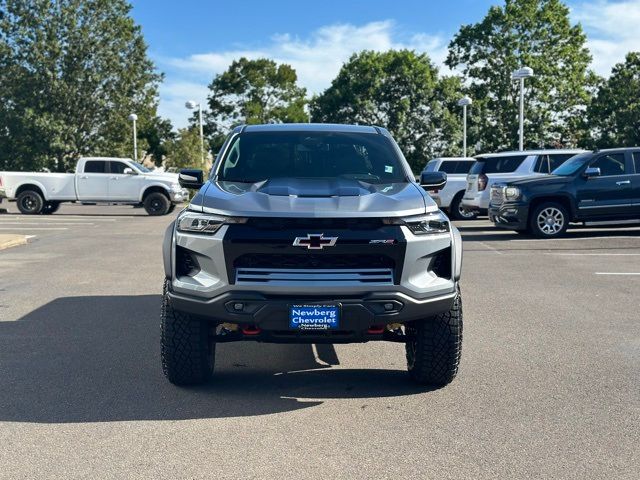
[236,123,381,134]
[79,157,134,161]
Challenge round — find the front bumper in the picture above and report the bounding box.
[170,189,189,203]
[489,202,529,230]
[167,288,457,343]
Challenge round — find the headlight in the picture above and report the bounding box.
[177,211,247,234]
[384,211,450,235]
[504,186,521,201]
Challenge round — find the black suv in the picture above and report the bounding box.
[489,148,640,238]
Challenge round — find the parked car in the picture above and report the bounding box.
[162,123,464,387]
[0,157,188,215]
[422,157,477,219]
[489,148,640,238]
[462,149,585,214]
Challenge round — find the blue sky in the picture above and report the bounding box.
[130,0,640,128]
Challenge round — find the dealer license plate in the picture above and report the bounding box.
[289,304,340,330]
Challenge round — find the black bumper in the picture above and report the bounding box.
[167,289,456,343]
[489,203,529,230]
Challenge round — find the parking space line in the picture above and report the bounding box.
[595,272,640,275]
[546,253,640,256]
[0,222,95,226]
[0,227,68,230]
[511,236,640,242]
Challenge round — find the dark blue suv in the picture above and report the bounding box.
[489,148,640,238]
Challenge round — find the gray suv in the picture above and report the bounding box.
[162,124,463,387]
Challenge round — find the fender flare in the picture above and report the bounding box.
[15,180,49,201]
[139,183,172,203]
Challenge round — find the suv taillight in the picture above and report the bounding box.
[478,173,488,191]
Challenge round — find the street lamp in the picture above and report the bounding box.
[457,96,472,157]
[127,113,138,162]
[185,101,205,169]
[511,66,534,151]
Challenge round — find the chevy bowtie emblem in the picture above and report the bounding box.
[293,233,338,250]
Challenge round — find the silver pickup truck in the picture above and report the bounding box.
[0,157,188,215]
[161,123,464,388]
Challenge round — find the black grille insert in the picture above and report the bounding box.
[234,253,395,270]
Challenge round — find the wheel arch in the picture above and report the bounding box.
[15,182,47,200]
[141,184,171,202]
[528,195,576,222]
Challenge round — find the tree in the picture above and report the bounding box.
[310,50,463,171]
[0,0,162,172]
[584,52,640,148]
[446,0,596,152]
[203,58,308,150]
[165,128,208,171]
[138,116,175,166]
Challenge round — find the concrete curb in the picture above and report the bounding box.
[0,234,28,251]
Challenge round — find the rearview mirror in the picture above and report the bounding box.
[179,169,204,190]
[420,172,447,191]
[584,167,601,178]
[123,168,136,175]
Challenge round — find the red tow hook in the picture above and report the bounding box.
[367,325,385,335]
[242,325,261,336]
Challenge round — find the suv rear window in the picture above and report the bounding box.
[470,155,527,174]
[439,161,474,174]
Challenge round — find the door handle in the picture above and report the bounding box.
[110,176,118,180]
[79,175,88,179]
[616,180,631,185]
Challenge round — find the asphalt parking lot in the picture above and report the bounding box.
[0,203,638,479]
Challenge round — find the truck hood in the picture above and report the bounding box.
[144,172,179,182]
[191,178,434,217]
[509,175,572,188]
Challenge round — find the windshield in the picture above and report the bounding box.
[551,153,591,176]
[131,161,151,173]
[217,131,408,184]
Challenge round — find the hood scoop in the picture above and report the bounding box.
[254,178,374,197]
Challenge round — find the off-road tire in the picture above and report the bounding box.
[529,202,569,239]
[161,280,215,385]
[42,201,60,214]
[406,288,463,387]
[144,192,171,216]
[17,190,44,215]
[450,193,478,220]
[167,203,177,214]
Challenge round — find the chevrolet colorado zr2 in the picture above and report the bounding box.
[161,124,464,387]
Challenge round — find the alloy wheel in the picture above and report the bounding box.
[536,207,565,235]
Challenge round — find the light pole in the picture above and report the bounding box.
[186,101,205,169]
[457,96,472,157]
[511,66,534,151]
[127,113,138,162]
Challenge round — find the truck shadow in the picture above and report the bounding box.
[0,295,425,424]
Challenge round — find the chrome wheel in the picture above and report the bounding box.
[536,207,565,235]
[458,203,477,219]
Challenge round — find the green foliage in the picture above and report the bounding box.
[310,50,464,172]
[203,58,308,150]
[139,116,176,166]
[165,128,208,170]
[0,0,162,171]
[584,52,640,148]
[446,0,595,152]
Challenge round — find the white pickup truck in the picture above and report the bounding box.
[0,157,188,215]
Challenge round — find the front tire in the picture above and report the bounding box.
[42,201,60,214]
[450,193,478,220]
[529,202,569,238]
[161,280,215,385]
[406,288,463,387]
[17,190,44,214]
[144,192,170,216]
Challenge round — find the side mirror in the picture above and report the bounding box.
[123,168,136,175]
[179,169,204,189]
[420,172,447,191]
[584,167,601,178]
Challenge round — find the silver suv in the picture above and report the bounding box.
[462,149,585,213]
[162,124,463,387]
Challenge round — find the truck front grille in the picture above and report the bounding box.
[235,268,394,286]
[490,186,504,205]
[234,253,395,270]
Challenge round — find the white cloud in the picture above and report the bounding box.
[571,0,640,75]
[157,20,448,128]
